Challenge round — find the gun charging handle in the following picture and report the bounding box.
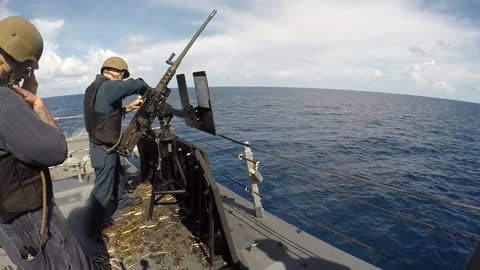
[166,53,175,65]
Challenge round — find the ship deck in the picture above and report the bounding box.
[0,138,380,270]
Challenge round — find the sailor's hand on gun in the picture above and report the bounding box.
[124,96,144,113]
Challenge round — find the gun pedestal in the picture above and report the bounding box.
[147,117,187,221]
[141,132,241,269]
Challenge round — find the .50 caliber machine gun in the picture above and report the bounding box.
[115,10,217,157]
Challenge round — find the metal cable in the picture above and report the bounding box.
[261,164,480,242]
[53,115,84,120]
[180,133,480,242]
[214,170,422,270]
[216,134,480,212]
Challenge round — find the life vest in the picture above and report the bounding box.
[0,154,52,223]
[84,77,122,146]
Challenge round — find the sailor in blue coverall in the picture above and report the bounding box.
[84,56,151,239]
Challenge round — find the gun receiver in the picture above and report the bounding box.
[115,10,217,156]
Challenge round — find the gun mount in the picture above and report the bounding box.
[115,10,216,157]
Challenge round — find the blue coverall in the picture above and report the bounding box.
[88,74,150,219]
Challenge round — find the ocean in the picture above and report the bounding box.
[44,87,480,270]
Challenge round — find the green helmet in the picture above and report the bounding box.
[101,56,130,79]
[0,16,43,69]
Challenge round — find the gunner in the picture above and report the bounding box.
[84,56,151,238]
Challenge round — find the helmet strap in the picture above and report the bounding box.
[0,55,25,89]
[0,54,14,87]
[7,73,17,88]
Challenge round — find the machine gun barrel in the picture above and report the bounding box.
[156,9,217,91]
[115,10,217,156]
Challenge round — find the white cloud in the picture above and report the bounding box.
[121,34,150,51]
[19,0,480,102]
[22,16,123,96]
[373,69,384,78]
[131,65,153,73]
[408,45,427,56]
[433,81,455,95]
[37,47,120,96]
[0,0,12,19]
[423,59,436,67]
[435,40,452,49]
[29,18,119,95]
[31,19,64,43]
[408,59,437,80]
[144,0,226,11]
[131,0,479,101]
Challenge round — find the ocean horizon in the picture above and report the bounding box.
[43,86,480,105]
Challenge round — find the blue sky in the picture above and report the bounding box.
[1,0,479,103]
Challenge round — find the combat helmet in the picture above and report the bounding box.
[101,56,130,79]
[0,16,44,70]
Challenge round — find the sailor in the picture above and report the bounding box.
[84,56,150,237]
[0,16,91,269]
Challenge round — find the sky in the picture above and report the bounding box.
[1,0,479,103]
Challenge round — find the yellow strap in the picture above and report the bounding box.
[39,170,47,247]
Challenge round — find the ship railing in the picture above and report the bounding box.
[52,115,145,183]
[49,147,90,183]
[49,146,142,185]
[239,142,264,218]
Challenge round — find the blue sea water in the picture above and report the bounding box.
[44,87,480,270]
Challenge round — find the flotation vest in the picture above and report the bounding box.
[84,77,122,145]
[0,154,52,223]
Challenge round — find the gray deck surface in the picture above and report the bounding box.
[0,138,380,270]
